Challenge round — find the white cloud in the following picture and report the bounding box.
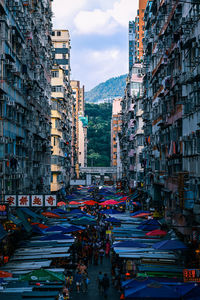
[111,0,138,27]
[52,0,87,28]
[74,9,118,35]
[73,0,138,35]
[71,48,128,90]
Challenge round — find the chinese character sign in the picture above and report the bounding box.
[18,195,30,207]
[5,195,17,206]
[183,269,200,282]
[45,195,57,207]
[31,195,43,207]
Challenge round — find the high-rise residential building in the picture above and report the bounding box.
[142,0,200,241]
[50,65,72,192]
[111,98,122,181]
[0,0,53,196]
[51,30,71,80]
[135,0,148,62]
[51,29,75,186]
[120,64,144,191]
[129,21,135,72]
[70,80,87,178]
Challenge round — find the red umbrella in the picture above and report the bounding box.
[57,201,66,207]
[120,196,128,201]
[84,200,97,205]
[69,201,82,205]
[31,222,48,229]
[132,212,152,218]
[145,229,167,237]
[0,271,12,278]
[100,200,118,205]
[42,212,61,218]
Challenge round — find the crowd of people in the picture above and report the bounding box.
[58,193,120,300]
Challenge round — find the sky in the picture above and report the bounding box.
[52,0,139,91]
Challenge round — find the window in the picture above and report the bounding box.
[52,31,55,36]
[51,86,63,93]
[62,54,66,59]
[57,31,61,36]
[51,71,59,78]
[63,43,66,48]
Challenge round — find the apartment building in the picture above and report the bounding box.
[129,21,135,72]
[142,0,200,237]
[51,65,72,192]
[111,98,122,181]
[120,64,144,191]
[0,0,53,196]
[135,0,148,62]
[71,80,87,178]
[51,29,74,188]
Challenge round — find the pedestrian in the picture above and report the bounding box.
[102,273,110,299]
[74,271,82,293]
[97,271,104,293]
[94,249,99,265]
[99,247,105,264]
[105,240,111,257]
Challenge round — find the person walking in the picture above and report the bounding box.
[97,271,104,293]
[102,273,110,299]
[105,240,111,257]
[99,247,105,264]
[74,271,82,293]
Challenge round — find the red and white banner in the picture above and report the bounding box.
[45,195,57,207]
[31,195,43,207]
[18,195,30,207]
[5,195,17,207]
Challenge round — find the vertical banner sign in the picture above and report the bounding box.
[18,195,30,207]
[5,195,17,206]
[45,195,57,207]
[31,195,43,207]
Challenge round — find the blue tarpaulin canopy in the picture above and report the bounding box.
[131,211,150,216]
[52,209,69,214]
[99,209,122,214]
[105,217,121,223]
[113,241,148,248]
[45,225,68,232]
[40,233,73,241]
[124,282,180,299]
[137,224,160,231]
[141,219,161,226]
[153,239,187,250]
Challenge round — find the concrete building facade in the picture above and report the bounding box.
[0,0,53,196]
[135,0,148,62]
[142,0,200,239]
[120,64,144,191]
[111,98,122,181]
[129,21,135,72]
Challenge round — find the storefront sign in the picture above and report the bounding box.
[31,195,43,207]
[183,269,200,282]
[18,195,30,207]
[5,195,57,207]
[0,203,8,220]
[5,195,16,207]
[45,195,57,207]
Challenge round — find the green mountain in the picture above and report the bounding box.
[85,74,127,103]
[85,103,112,167]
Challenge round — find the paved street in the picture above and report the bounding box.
[70,256,120,300]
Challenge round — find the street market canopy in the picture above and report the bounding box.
[20,269,65,282]
[152,239,187,250]
[124,281,180,299]
[40,233,73,241]
[99,209,122,214]
[146,229,167,237]
[113,241,148,248]
[105,217,121,224]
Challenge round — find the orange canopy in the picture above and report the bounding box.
[42,212,61,218]
[0,271,12,278]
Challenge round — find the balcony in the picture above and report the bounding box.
[128,149,135,157]
[51,164,61,173]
